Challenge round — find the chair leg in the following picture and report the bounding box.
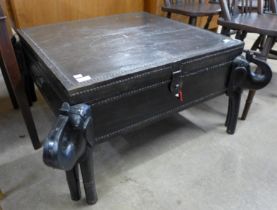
[66,165,81,201]
[188,17,197,26]
[235,30,247,41]
[0,9,41,149]
[241,90,256,120]
[204,15,213,29]
[166,12,172,18]
[221,26,230,36]
[0,56,18,109]
[251,35,263,51]
[80,146,98,205]
[241,36,274,120]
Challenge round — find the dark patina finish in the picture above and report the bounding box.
[218,0,277,120]
[16,13,272,204]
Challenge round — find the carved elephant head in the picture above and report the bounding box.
[232,51,272,91]
[43,103,93,171]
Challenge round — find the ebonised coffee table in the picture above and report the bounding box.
[16,12,272,205]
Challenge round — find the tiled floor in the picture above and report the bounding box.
[0,32,276,210]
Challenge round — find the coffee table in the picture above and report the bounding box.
[16,12,272,205]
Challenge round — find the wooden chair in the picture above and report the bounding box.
[162,0,221,29]
[250,0,277,58]
[0,0,36,109]
[218,0,277,120]
[0,5,41,149]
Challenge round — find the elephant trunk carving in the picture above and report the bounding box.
[43,102,98,204]
[242,51,272,90]
[225,51,272,134]
[43,103,93,171]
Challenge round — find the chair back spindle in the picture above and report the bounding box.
[220,0,266,21]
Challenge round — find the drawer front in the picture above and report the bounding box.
[93,60,232,142]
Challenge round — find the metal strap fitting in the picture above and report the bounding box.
[170,70,184,102]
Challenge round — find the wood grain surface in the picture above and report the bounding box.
[7,0,218,29]
[9,0,144,28]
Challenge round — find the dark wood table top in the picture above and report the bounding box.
[18,12,242,95]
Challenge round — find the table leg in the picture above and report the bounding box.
[226,57,246,134]
[80,146,98,205]
[66,165,81,201]
[225,99,231,127]
[166,12,172,19]
[226,90,242,134]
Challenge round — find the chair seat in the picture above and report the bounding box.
[218,13,277,36]
[162,2,221,17]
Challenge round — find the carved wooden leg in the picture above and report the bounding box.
[80,146,98,205]
[66,165,81,201]
[166,12,172,19]
[225,99,232,127]
[227,90,242,134]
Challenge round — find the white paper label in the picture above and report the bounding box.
[76,75,92,83]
